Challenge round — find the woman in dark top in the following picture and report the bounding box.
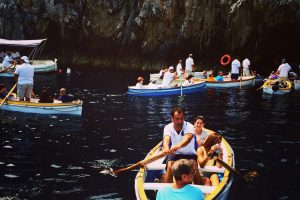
[38,88,54,103]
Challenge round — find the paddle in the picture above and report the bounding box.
[212,155,258,182]
[98,149,172,176]
[180,74,183,96]
[0,83,17,108]
[0,62,16,73]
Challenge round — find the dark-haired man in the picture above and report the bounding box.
[162,106,210,185]
[156,159,205,200]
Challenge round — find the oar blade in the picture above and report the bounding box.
[98,168,117,177]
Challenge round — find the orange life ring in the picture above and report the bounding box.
[220,54,231,66]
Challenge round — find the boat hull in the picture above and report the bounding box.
[1,100,82,116]
[206,76,256,88]
[134,129,235,200]
[262,79,292,95]
[294,80,300,90]
[127,81,206,96]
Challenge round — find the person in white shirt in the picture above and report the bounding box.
[231,57,241,80]
[277,59,291,82]
[162,66,176,87]
[242,58,251,76]
[185,54,194,76]
[14,56,34,101]
[182,75,193,86]
[135,77,144,88]
[147,80,158,89]
[176,59,184,76]
[1,52,16,72]
[162,106,210,185]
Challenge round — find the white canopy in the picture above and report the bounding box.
[0,38,47,47]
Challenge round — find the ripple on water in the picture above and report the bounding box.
[52,187,83,194]
[51,164,62,168]
[87,193,122,200]
[4,174,19,178]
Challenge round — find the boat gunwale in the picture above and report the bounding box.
[135,128,234,200]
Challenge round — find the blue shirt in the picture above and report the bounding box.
[156,184,204,200]
[215,75,224,81]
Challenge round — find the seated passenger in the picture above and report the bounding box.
[182,75,194,86]
[197,132,223,186]
[194,116,210,147]
[206,73,215,81]
[0,84,8,98]
[214,71,224,81]
[156,159,205,200]
[147,80,158,89]
[58,88,74,102]
[135,77,144,88]
[159,66,168,79]
[162,66,176,88]
[38,88,54,103]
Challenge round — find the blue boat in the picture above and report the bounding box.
[127,81,206,96]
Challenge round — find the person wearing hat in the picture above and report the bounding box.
[14,56,34,101]
[185,54,194,76]
[276,59,291,82]
[162,66,176,88]
[135,76,144,88]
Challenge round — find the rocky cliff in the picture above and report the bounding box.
[0,0,299,72]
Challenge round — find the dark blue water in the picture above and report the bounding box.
[0,69,299,200]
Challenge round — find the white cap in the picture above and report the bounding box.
[169,66,174,70]
[21,56,29,63]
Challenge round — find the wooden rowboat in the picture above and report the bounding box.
[0,97,82,116]
[134,129,235,200]
[204,76,256,88]
[0,38,57,77]
[127,81,206,97]
[262,79,292,95]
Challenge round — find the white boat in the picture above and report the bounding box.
[294,80,300,91]
[204,76,256,88]
[0,97,82,116]
[0,38,57,76]
[134,128,235,200]
[262,79,292,95]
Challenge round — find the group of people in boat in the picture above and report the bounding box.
[264,58,296,91]
[156,106,224,199]
[133,54,255,89]
[0,55,74,103]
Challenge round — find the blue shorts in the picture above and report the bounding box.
[231,73,239,80]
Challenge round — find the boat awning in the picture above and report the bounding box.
[0,38,47,47]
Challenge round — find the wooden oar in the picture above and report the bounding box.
[0,83,17,108]
[213,156,258,182]
[99,149,172,176]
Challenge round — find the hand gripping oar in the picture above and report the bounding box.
[212,156,258,182]
[0,83,17,108]
[99,149,172,176]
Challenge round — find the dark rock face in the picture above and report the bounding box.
[0,0,299,72]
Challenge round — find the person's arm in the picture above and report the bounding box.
[171,133,193,150]
[197,147,210,168]
[162,135,171,151]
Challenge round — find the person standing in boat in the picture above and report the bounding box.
[230,56,241,81]
[14,56,34,102]
[156,159,205,200]
[162,66,176,88]
[162,106,210,185]
[185,54,194,76]
[242,58,251,76]
[197,132,223,186]
[176,59,184,77]
[194,116,210,147]
[276,59,291,82]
